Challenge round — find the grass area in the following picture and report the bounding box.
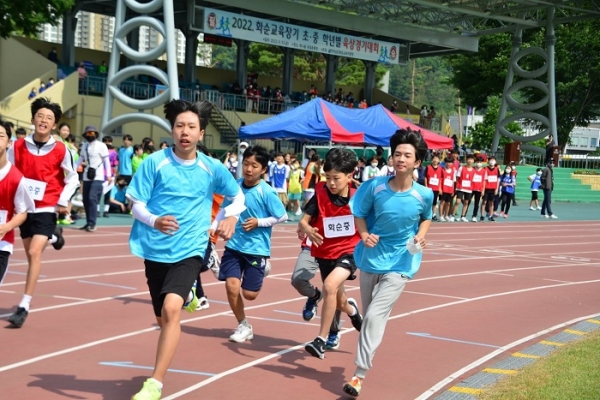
[480,330,600,400]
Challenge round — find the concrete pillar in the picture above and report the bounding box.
[363,61,376,106]
[281,47,294,95]
[184,32,198,83]
[126,29,140,68]
[325,55,338,95]
[545,7,558,147]
[235,39,249,86]
[62,11,78,68]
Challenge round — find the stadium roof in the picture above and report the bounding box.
[76,0,600,57]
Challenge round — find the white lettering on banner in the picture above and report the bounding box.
[23,178,47,201]
[428,177,439,186]
[443,178,454,187]
[473,174,483,182]
[203,8,405,64]
[488,175,498,183]
[323,215,355,239]
[462,180,471,188]
[0,210,7,225]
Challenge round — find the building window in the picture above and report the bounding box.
[591,137,598,148]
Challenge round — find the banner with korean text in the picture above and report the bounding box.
[203,8,406,65]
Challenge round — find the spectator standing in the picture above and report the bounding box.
[419,105,428,126]
[101,136,119,217]
[118,134,134,184]
[390,100,398,113]
[98,61,108,75]
[47,47,59,63]
[545,135,555,164]
[540,160,557,219]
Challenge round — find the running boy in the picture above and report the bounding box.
[528,168,542,210]
[218,145,288,343]
[7,98,78,328]
[0,119,35,286]
[128,100,245,400]
[300,147,363,360]
[343,128,433,397]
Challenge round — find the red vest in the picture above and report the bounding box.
[0,165,24,245]
[13,138,66,209]
[441,168,455,195]
[426,164,441,191]
[457,166,474,192]
[484,166,500,190]
[311,182,360,260]
[471,168,486,192]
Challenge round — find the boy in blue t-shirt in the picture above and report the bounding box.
[528,168,542,210]
[343,129,433,398]
[217,145,288,343]
[108,176,130,213]
[128,100,245,400]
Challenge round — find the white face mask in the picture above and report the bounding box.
[537,171,542,176]
[489,160,496,166]
[506,168,512,174]
[371,163,378,168]
[476,162,482,168]
[229,157,236,163]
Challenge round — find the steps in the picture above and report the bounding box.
[209,106,239,145]
[514,166,600,203]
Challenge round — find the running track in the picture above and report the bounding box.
[1,221,600,399]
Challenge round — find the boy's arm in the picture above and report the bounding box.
[414,219,432,248]
[0,179,35,240]
[355,216,378,248]
[59,146,80,210]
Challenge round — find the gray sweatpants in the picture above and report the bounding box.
[291,248,342,332]
[354,271,407,379]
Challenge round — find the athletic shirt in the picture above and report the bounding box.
[426,165,441,191]
[501,175,515,194]
[471,168,486,192]
[311,182,360,260]
[364,166,380,180]
[271,164,289,192]
[0,164,23,247]
[226,161,237,177]
[530,174,542,191]
[441,168,455,195]
[302,162,318,191]
[457,166,474,193]
[288,168,303,194]
[12,138,67,209]
[484,166,500,190]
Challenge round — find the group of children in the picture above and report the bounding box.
[1,98,434,400]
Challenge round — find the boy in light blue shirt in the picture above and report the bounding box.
[343,129,433,398]
[117,134,134,183]
[217,145,288,343]
[128,100,245,400]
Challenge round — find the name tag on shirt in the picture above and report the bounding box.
[323,215,355,238]
[473,175,482,182]
[487,175,498,183]
[443,178,454,187]
[429,177,439,186]
[23,178,47,201]
[462,180,471,188]
[0,210,7,225]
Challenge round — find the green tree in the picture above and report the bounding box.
[0,0,75,38]
[468,96,523,150]
[207,44,236,70]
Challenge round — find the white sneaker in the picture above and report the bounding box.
[529,207,536,210]
[471,217,477,222]
[196,296,209,311]
[537,206,542,210]
[448,216,455,222]
[264,260,271,277]
[550,214,558,219]
[439,216,446,222]
[542,214,549,218]
[209,248,221,279]
[295,208,302,216]
[229,323,254,342]
[460,217,468,222]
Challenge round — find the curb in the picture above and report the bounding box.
[434,316,600,399]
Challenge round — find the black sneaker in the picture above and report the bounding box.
[79,224,89,230]
[86,225,97,232]
[103,212,110,218]
[8,307,28,328]
[489,217,496,222]
[302,288,322,321]
[513,202,518,206]
[52,226,65,250]
[432,215,438,221]
[479,216,485,222]
[347,298,363,332]
[305,336,326,359]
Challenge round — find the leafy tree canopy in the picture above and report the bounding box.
[468,95,523,150]
[0,0,75,38]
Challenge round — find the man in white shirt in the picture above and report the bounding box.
[79,126,111,232]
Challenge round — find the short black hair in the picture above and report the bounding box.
[389,128,428,162]
[102,135,113,143]
[358,157,367,164]
[466,153,475,160]
[31,97,62,122]
[133,144,143,152]
[323,147,357,174]
[0,117,12,137]
[15,127,27,136]
[164,99,212,130]
[58,122,70,131]
[123,134,133,141]
[243,145,270,169]
[310,153,320,162]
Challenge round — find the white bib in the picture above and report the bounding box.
[443,178,454,187]
[473,174,483,183]
[323,215,355,238]
[0,210,7,225]
[487,175,498,183]
[462,180,471,188]
[428,177,439,186]
[23,178,47,201]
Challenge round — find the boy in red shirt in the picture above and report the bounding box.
[300,147,363,359]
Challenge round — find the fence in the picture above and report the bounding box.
[78,76,194,101]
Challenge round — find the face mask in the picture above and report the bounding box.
[476,162,482,168]
[229,157,236,163]
[147,145,155,152]
[84,135,95,142]
[489,160,496,166]
[506,169,512,174]
[371,163,378,168]
[537,171,542,176]
[118,183,126,188]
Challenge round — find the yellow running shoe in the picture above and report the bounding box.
[132,378,161,400]
[183,282,199,313]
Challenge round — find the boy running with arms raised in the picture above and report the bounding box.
[301,148,363,360]
[128,100,244,400]
[343,129,433,397]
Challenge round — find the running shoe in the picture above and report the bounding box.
[52,226,65,250]
[8,307,28,328]
[302,288,322,321]
[325,331,341,350]
[542,214,549,218]
[529,206,536,210]
[550,214,558,219]
[305,336,326,359]
[471,217,477,222]
[208,246,220,279]
[229,323,253,342]
[195,296,209,311]
[448,216,455,222]
[347,298,363,332]
[460,216,468,222]
[131,378,161,400]
[85,225,97,232]
[537,206,542,210]
[479,216,485,222]
[183,283,199,313]
[432,215,438,222]
[439,216,446,222]
[343,376,362,397]
[264,260,271,277]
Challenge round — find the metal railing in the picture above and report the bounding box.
[77,76,194,101]
[201,91,245,133]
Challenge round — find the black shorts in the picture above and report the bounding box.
[483,189,496,203]
[440,193,453,203]
[456,191,473,202]
[19,213,57,239]
[531,191,538,201]
[316,253,357,281]
[0,250,9,285]
[144,256,202,317]
[431,191,439,207]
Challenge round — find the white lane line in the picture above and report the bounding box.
[79,280,137,290]
[485,272,515,277]
[543,279,572,283]
[53,295,91,301]
[403,291,468,300]
[244,316,320,327]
